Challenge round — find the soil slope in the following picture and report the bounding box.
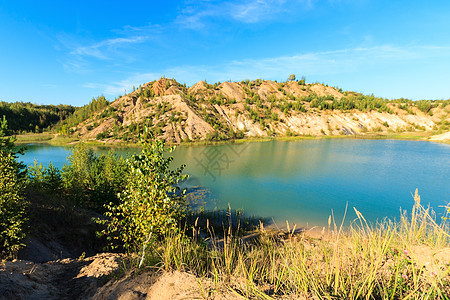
[69,78,450,143]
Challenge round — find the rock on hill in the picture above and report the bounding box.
[71,77,450,143]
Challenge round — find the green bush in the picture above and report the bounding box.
[28,160,63,194]
[99,128,188,267]
[416,100,432,113]
[96,131,107,140]
[61,143,128,211]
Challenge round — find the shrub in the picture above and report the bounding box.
[28,160,63,194]
[96,131,107,140]
[99,128,188,267]
[61,143,128,211]
[298,76,306,85]
[416,100,432,113]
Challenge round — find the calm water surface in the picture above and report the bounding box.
[20,139,450,227]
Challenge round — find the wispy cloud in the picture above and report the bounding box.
[176,0,314,29]
[57,31,150,73]
[70,36,146,60]
[229,0,314,23]
[84,44,450,97]
[58,0,313,73]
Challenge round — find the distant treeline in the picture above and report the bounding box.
[0,95,110,135]
[0,101,75,134]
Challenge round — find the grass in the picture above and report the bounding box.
[139,190,450,299]
[13,129,445,148]
[15,132,54,143]
[15,132,79,145]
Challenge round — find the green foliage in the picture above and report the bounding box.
[96,131,107,140]
[56,95,109,131]
[0,116,25,175]
[0,117,27,259]
[288,74,296,81]
[399,103,415,114]
[416,100,432,113]
[0,102,75,133]
[60,143,128,211]
[138,87,155,98]
[298,76,306,85]
[271,112,279,121]
[0,152,27,259]
[99,128,188,258]
[307,94,393,113]
[0,116,15,152]
[28,160,62,194]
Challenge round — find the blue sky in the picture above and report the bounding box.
[1,0,450,106]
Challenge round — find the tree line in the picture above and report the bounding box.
[0,101,75,133]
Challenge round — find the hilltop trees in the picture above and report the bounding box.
[55,95,109,133]
[298,76,306,85]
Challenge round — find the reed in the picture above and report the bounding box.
[144,190,450,299]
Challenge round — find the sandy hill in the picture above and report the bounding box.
[70,77,450,143]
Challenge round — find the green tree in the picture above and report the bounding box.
[298,76,306,85]
[61,143,127,210]
[0,116,27,259]
[288,74,296,81]
[416,100,432,113]
[0,116,14,152]
[99,128,188,267]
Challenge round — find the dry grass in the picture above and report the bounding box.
[141,190,450,299]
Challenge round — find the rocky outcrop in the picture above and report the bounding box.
[71,78,449,143]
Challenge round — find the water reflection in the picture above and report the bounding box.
[20,139,450,227]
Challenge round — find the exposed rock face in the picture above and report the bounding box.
[71,78,449,143]
[152,78,167,96]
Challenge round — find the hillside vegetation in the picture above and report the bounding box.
[65,77,450,143]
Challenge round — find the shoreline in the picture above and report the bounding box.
[14,130,449,147]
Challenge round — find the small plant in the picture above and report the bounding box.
[96,131,107,140]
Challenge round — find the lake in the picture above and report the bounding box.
[19,139,450,228]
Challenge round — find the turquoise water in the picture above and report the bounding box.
[19,139,450,227]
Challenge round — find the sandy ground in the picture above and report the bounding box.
[0,253,123,300]
[428,131,450,142]
[0,253,242,299]
[2,244,450,299]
